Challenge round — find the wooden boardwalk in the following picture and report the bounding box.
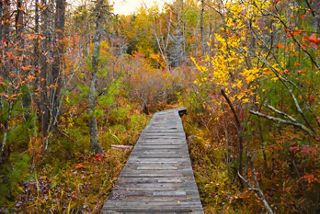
[102,108,203,213]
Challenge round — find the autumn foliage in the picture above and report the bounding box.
[0,0,319,213]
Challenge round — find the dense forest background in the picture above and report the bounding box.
[0,0,319,212]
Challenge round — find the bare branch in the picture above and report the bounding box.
[237,170,274,214]
[250,110,314,136]
[266,105,297,122]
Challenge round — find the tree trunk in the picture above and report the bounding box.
[169,0,183,67]
[4,0,9,39]
[15,0,23,37]
[34,0,40,72]
[181,0,186,59]
[221,89,244,188]
[200,0,205,56]
[89,0,105,154]
[51,0,65,128]
[16,0,31,121]
[0,1,2,41]
[40,0,49,139]
[1,0,10,43]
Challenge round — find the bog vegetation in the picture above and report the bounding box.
[0,0,319,213]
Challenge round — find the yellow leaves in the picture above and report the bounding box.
[226,19,234,28]
[149,53,161,61]
[65,96,70,104]
[242,68,260,83]
[204,54,211,63]
[214,33,225,45]
[226,2,243,15]
[242,98,250,104]
[232,80,243,89]
[191,57,207,73]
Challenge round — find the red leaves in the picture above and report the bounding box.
[308,95,316,103]
[289,145,300,154]
[94,152,104,161]
[301,145,318,156]
[290,144,319,156]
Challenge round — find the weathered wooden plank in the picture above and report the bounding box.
[102,108,203,213]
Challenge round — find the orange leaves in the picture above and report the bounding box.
[293,61,301,67]
[301,33,320,49]
[285,29,303,37]
[300,173,318,184]
[303,33,320,45]
[0,76,4,86]
[0,92,22,101]
[283,69,290,75]
[291,29,303,36]
[297,70,306,74]
[74,163,86,170]
[133,51,145,58]
[6,51,15,60]
[276,43,285,49]
[25,33,46,41]
[26,74,36,82]
[297,69,306,74]
[28,137,43,166]
[21,65,33,71]
[74,153,104,170]
[262,68,272,76]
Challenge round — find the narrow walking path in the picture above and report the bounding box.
[102,108,203,213]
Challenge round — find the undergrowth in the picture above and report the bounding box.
[184,116,255,213]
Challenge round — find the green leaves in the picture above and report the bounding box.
[0,153,30,206]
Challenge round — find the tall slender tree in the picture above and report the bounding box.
[89,0,107,154]
[39,0,50,140]
[200,0,205,56]
[51,0,66,127]
[1,0,10,43]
